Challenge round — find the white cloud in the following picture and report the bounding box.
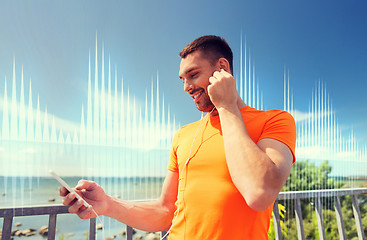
[296,145,364,163]
[292,109,311,122]
[0,96,80,132]
[19,147,36,154]
[292,108,334,123]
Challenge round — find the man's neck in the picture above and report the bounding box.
[209,99,247,117]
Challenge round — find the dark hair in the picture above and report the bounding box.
[179,35,233,74]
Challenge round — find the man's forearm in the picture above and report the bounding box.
[217,106,287,210]
[105,196,174,232]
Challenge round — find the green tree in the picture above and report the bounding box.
[282,160,343,192]
[268,203,288,239]
[269,160,345,239]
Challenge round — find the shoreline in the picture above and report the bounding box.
[0,176,165,239]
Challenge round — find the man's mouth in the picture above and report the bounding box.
[192,90,203,103]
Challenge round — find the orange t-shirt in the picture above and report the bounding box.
[167,106,296,240]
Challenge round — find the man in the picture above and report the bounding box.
[60,35,296,239]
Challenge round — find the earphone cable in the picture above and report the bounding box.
[92,208,106,240]
[160,107,215,240]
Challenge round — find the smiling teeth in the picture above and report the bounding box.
[193,92,201,100]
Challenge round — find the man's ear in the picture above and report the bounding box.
[217,58,231,73]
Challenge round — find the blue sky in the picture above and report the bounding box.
[0,0,366,147]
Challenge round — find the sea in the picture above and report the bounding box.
[0,176,165,239]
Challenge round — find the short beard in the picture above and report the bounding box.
[196,98,215,113]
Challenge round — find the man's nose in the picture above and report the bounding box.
[184,80,193,93]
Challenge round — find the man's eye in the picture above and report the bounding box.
[191,73,198,78]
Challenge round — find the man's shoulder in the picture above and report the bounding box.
[241,106,294,121]
[179,118,203,131]
[172,118,203,139]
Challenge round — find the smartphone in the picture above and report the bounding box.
[49,170,89,207]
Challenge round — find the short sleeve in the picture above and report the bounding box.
[167,128,181,172]
[259,111,297,163]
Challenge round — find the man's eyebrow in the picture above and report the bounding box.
[179,67,199,79]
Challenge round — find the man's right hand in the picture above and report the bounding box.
[59,180,109,219]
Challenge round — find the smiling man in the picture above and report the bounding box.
[60,35,296,239]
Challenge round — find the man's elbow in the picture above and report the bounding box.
[242,188,279,212]
[157,200,176,231]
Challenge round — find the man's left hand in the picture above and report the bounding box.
[208,69,238,110]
